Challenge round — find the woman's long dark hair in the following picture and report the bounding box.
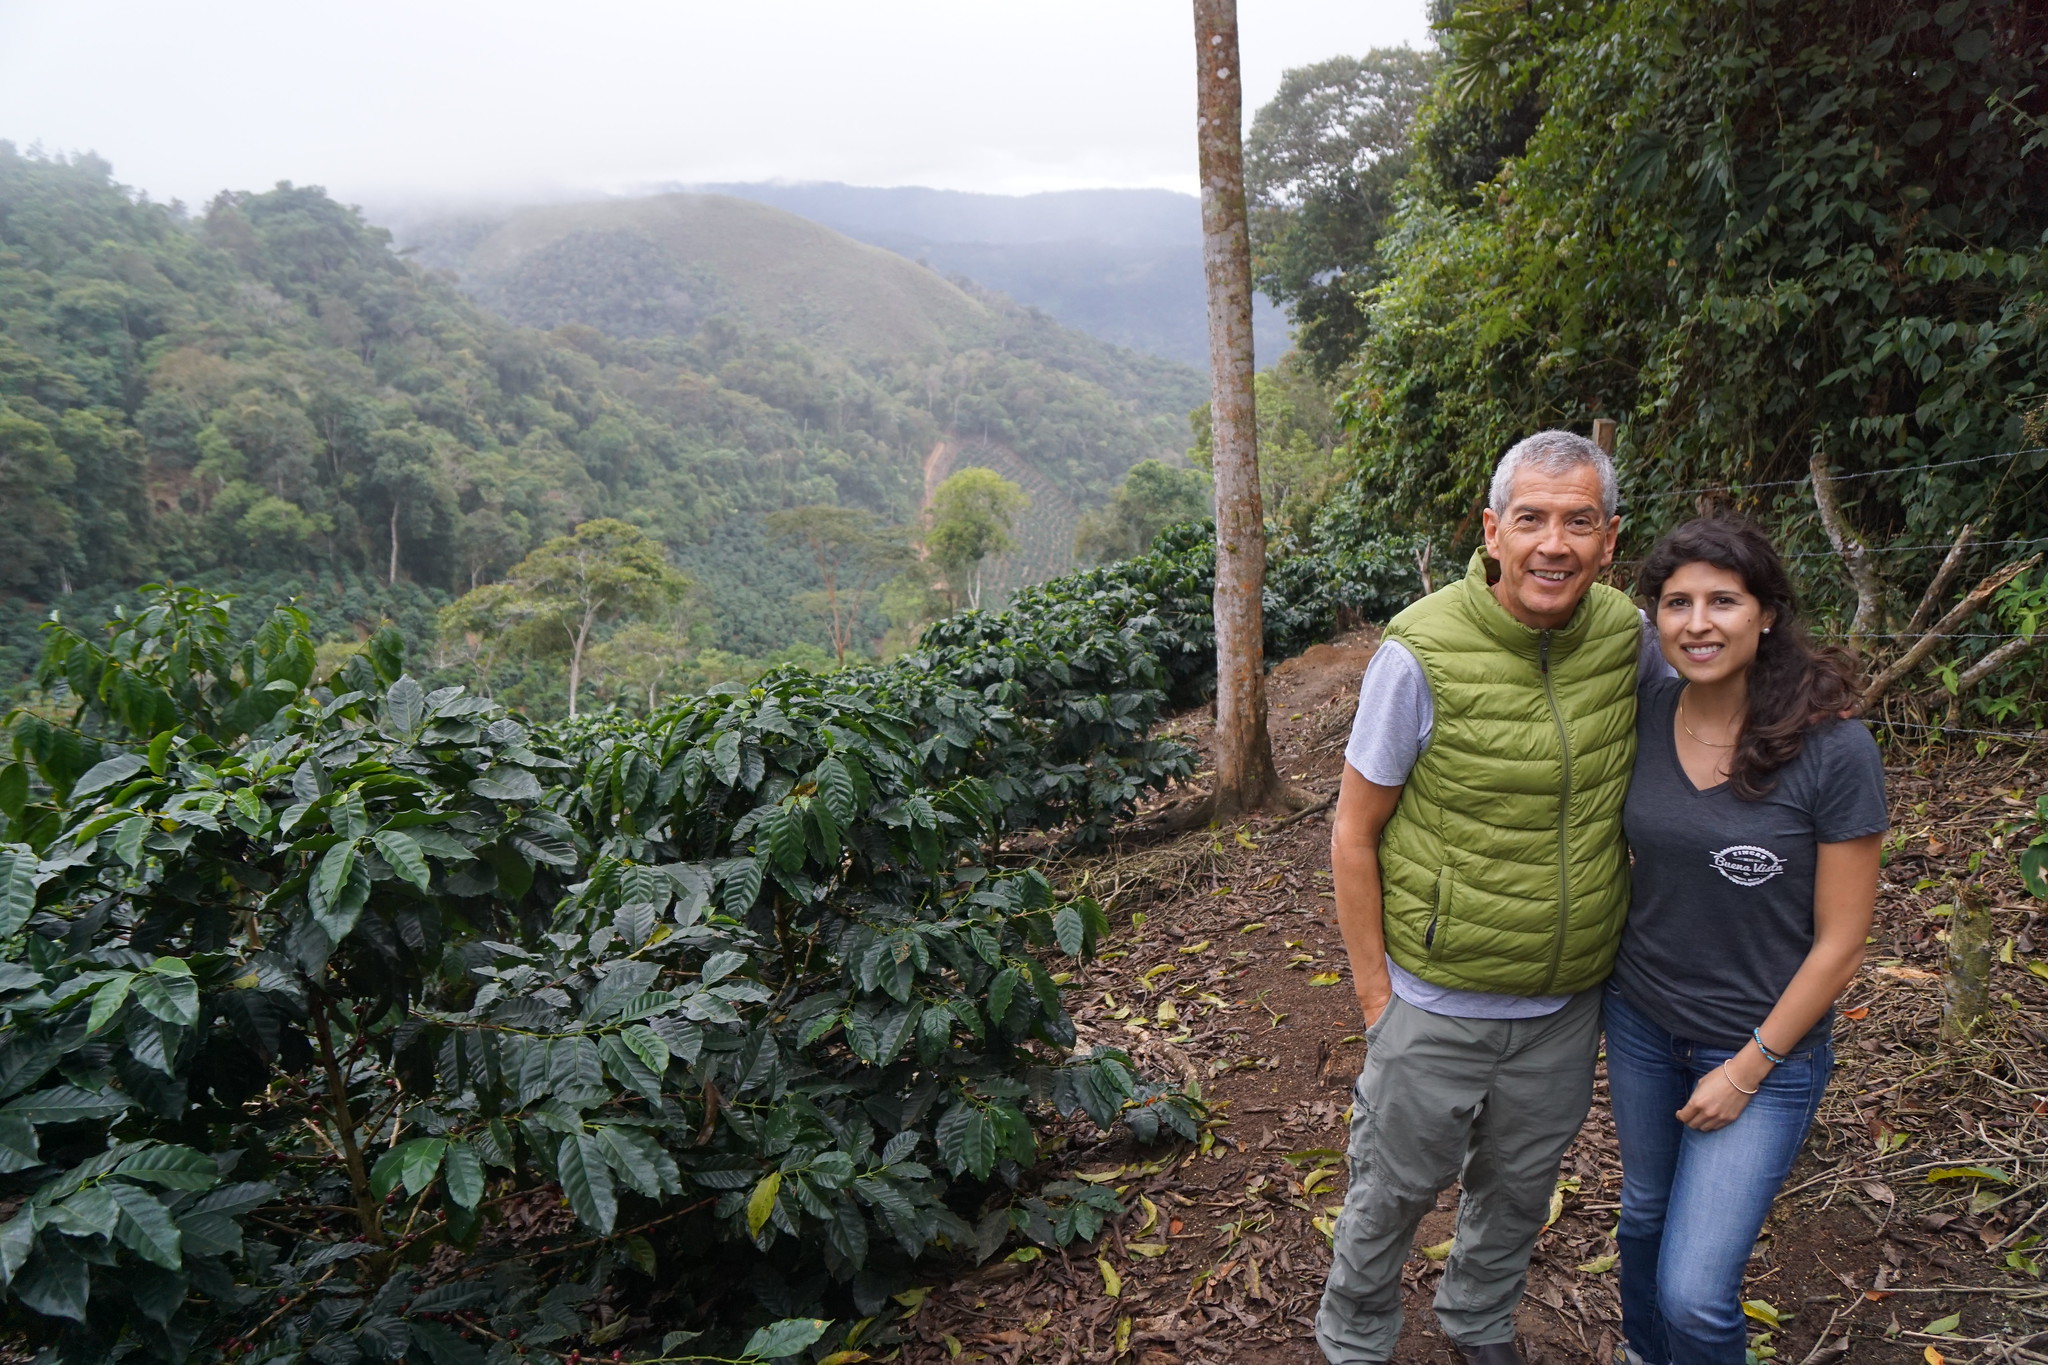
[1635,517,1860,800]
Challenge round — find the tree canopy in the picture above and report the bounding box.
[439,519,689,717]
[1245,47,1440,377]
[1340,0,2047,559]
[1074,460,1212,565]
[926,468,1030,610]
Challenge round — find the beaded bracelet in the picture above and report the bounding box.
[1751,1027,1790,1066]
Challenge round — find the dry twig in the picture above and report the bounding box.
[1858,553,2042,713]
[1906,523,1981,638]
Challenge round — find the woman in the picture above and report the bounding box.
[1606,518,1887,1365]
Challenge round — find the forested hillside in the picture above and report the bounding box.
[393,192,1205,501]
[0,150,1204,701]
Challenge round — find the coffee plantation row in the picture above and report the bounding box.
[0,525,1412,1364]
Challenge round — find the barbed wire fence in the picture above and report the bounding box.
[1606,442,2048,744]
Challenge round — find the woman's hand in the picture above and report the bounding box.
[1676,1064,1757,1132]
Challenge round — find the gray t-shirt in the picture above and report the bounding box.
[1343,618,1672,1019]
[1611,675,1888,1052]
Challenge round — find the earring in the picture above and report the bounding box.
[1762,627,1771,634]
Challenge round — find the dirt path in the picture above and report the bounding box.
[924,439,956,505]
[899,628,2048,1365]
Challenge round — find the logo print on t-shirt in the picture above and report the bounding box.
[1710,844,1786,886]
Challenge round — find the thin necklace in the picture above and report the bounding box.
[1678,687,1739,748]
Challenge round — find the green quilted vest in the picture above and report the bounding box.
[1378,549,1640,995]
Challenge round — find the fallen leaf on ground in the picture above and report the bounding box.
[1927,1165,2010,1184]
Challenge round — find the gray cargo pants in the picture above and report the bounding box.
[1315,986,1602,1363]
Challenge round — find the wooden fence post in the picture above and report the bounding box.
[1591,418,1617,455]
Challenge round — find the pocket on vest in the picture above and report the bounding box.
[1425,864,1454,962]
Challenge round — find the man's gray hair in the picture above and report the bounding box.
[1489,430,1617,519]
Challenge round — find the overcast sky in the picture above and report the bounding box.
[0,0,1434,211]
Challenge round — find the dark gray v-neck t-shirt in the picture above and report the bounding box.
[1612,675,1889,1052]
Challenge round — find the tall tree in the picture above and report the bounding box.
[1074,459,1213,565]
[1244,49,1439,377]
[1194,0,1297,819]
[925,468,1029,611]
[765,505,915,663]
[446,518,689,718]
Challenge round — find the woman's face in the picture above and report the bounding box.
[1655,561,1776,687]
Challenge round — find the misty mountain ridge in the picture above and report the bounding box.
[398,193,990,358]
[681,181,1289,367]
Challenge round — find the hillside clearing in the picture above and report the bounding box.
[900,630,2048,1365]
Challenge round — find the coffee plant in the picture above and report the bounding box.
[0,525,1390,1362]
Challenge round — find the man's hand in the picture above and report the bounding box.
[1356,973,1392,1029]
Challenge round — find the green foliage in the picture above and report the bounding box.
[925,469,1030,611]
[0,571,1225,1361]
[764,506,915,664]
[1345,0,2048,578]
[1074,461,1212,566]
[438,520,689,718]
[0,148,1202,693]
[1246,48,1440,377]
[1189,356,1349,538]
[586,620,705,716]
[0,459,1419,1359]
[1920,566,2048,731]
[2016,791,2048,901]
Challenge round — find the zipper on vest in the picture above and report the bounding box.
[1424,865,1449,953]
[1538,630,1572,992]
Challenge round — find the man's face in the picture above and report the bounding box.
[1480,464,1620,631]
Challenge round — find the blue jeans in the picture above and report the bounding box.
[1603,986,1832,1365]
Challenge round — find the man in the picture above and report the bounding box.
[1317,430,1669,1365]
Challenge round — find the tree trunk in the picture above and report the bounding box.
[568,607,595,719]
[388,500,401,588]
[1193,0,1291,819]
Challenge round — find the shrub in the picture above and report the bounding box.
[0,586,1198,1362]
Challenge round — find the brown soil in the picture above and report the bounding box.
[898,627,2048,1365]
